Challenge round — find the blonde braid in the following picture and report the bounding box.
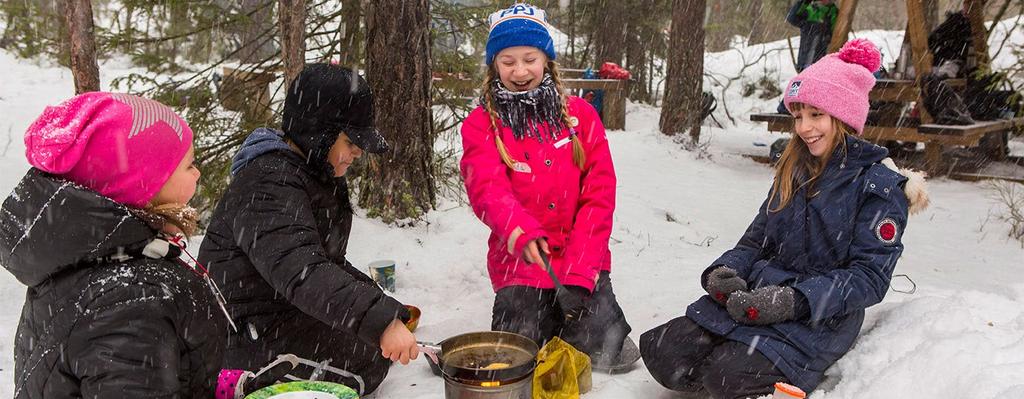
[548,62,586,169]
[482,68,517,168]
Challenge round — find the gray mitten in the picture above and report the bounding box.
[726,285,795,325]
[704,266,748,306]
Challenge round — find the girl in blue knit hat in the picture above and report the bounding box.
[459,3,638,372]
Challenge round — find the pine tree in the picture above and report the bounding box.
[660,0,706,143]
[279,0,306,86]
[65,0,100,93]
[360,0,436,223]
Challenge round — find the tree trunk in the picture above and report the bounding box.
[279,0,306,86]
[360,0,435,223]
[623,0,660,104]
[592,0,629,64]
[235,0,276,64]
[338,0,364,68]
[64,0,100,93]
[659,0,705,143]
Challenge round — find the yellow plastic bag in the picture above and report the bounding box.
[532,337,592,399]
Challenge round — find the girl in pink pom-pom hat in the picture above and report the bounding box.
[0,92,227,398]
[641,39,930,397]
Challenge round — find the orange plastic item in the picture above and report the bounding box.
[773,382,806,399]
[404,305,421,332]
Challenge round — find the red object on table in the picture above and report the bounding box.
[598,62,631,80]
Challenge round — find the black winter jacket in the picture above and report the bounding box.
[198,146,407,358]
[0,169,225,398]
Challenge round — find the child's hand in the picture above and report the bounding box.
[725,286,796,325]
[380,318,419,365]
[522,238,550,265]
[704,266,748,306]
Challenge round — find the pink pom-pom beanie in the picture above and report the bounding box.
[24,92,194,208]
[783,38,882,134]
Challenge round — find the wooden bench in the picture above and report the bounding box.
[750,112,1024,172]
[431,68,631,130]
[219,66,277,122]
[561,78,630,130]
[559,68,630,130]
[870,78,965,102]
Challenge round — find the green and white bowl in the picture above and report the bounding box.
[244,381,359,399]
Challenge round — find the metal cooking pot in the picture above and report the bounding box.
[419,331,538,383]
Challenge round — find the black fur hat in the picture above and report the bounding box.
[282,63,390,168]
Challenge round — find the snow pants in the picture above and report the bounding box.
[225,310,391,395]
[491,271,631,364]
[640,316,789,399]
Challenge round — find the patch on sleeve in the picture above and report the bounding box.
[874,217,900,245]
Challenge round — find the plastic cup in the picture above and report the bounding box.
[367,260,396,293]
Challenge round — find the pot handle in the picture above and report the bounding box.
[416,341,441,365]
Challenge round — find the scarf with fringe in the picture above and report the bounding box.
[490,74,567,142]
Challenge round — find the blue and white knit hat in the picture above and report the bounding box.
[486,3,556,65]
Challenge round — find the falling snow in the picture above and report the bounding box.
[0,16,1022,399]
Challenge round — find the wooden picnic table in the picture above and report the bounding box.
[560,78,630,130]
[751,0,1017,175]
[558,68,631,130]
[750,112,1024,173]
[870,78,965,102]
[429,68,631,130]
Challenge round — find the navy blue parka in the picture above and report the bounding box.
[686,135,911,391]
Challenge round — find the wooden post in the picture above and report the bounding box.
[603,80,629,130]
[907,0,944,173]
[64,0,100,94]
[964,0,991,72]
[827,0,859,52]
[560,79,629,130]
[219,67,276,122]
[905,0,933,104]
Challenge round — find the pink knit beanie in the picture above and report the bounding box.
[783,38,882,134]
[24,92,194,208]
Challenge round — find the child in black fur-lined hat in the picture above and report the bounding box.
[199,63,417,396]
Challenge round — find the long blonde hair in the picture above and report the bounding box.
[769,103,851,212]
[481,60,586,169]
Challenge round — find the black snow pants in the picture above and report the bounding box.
[492,271,631,363]
[640,316,789,399]
[227,310,391,395]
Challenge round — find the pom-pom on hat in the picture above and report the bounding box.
[24,92,194,208]
[486,3,556,65]
[783,38,882,134]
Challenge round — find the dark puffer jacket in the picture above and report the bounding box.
[0,169,225,399]
[198,131,407,385]
[686,136,915,391]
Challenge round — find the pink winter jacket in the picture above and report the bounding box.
[460,96,615,293]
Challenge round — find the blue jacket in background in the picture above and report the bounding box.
[686,135,910,391]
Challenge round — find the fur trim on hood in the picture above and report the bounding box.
[881,157,930,215]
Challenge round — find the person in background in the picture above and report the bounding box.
[778,0,840,113]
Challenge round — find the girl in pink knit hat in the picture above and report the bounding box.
[0,92,226,398]
[641,39,930,397]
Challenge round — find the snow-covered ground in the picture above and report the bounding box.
[1,21,1024,399]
